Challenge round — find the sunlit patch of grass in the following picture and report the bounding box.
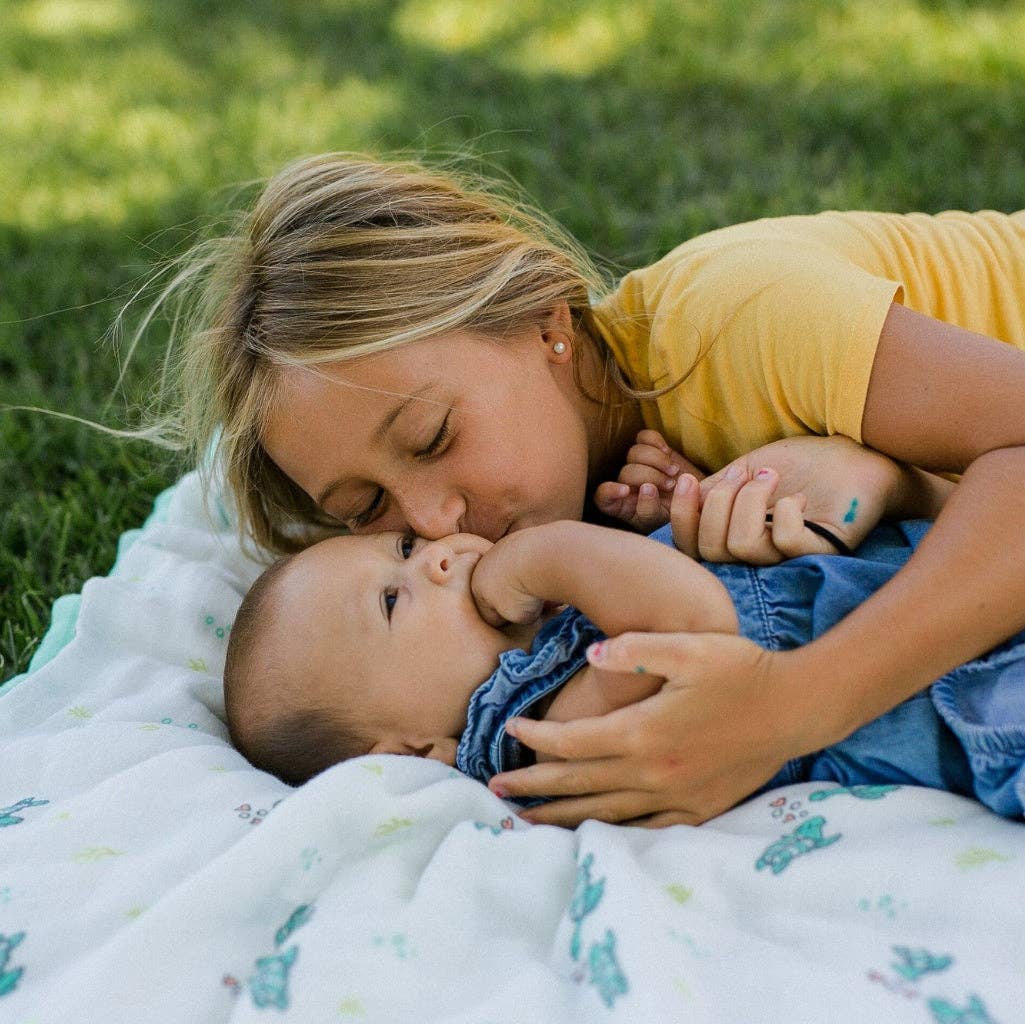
[507,9,653,77]
[394,0,1025,90]
[15,0,135,37]
[393,0,652,76]
[241,78,401,166]
[11,174,175,229]
[393,0,526,52]
[0,28,397,230]
[779,1,1025,89]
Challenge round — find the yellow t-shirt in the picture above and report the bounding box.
[591,210,1025,472]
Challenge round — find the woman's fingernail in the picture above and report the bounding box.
[756,467,774,479]
[616,484,629,497]
[677,474,693,494]
[661,477,676,491]
[666,463,680,476]
[640,483,658,497]
[725,464,743,481]
[505,718,521,737]
[587,641,606,662]
[491,784,508,799]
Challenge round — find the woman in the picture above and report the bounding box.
[168,153,1025,825]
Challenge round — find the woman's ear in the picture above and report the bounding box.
[368,735,458,766]
[541,302,574,363]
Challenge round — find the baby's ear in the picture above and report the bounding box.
[368,735,458,766]
[419,737,458,766]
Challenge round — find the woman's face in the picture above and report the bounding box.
[261,325,595,541]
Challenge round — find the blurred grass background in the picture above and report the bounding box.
[2,0,1024,683]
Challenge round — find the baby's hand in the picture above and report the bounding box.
[593,430,705,532]
[469,530,546,628]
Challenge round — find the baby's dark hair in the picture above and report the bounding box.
[224,553,371,786]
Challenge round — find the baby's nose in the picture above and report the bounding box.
[419,541,454,584]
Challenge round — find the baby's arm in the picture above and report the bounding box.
[470,520,738,638]
[471,521,738,757]
[539,660,661,743]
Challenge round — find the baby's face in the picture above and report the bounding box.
[273,531,515,748]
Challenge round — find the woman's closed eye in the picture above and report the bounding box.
[414,411,452,459]
[345,414,453,530]
[347,489,384,531]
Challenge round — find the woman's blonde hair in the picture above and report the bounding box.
[147,153,616,553]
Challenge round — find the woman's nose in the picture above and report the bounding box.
[401,487,465,541]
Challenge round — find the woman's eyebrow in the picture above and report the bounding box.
[315,383,437,508]
[371,383,436,444]
[316,476,354,511]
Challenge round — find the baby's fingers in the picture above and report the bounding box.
[622,447,681,487]
[636,428,672,452]
[593,480,638,522]
[617,463,677,496]
[593,481,667,532]
[634,482,668,531]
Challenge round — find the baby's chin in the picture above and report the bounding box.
[498,616,543,654]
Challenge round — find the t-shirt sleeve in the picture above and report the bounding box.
[649,237,904,444]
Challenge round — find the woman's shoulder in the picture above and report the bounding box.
[614,209,1024,293]
[594,212,889,339]
[602,214,864,307]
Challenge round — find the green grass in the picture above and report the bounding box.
[2,0,1024,683]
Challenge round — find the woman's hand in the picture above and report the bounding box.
[488,631,833,828]
[596,431,948,564]
[682,435,948,564]
[667,463,841,564]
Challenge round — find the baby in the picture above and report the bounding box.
[224,518,1025,819]
[223,521,733,783]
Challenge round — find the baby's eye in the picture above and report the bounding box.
[384,589,398,620]
[398,533,415,559]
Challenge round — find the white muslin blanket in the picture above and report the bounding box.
[1,470,1022,1023]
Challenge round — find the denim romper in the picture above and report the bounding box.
[456,522,1025,818]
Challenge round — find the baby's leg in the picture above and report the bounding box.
[798,692,976,800]
[929,645,1025,818]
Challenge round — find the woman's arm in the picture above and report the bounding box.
[489,304,1025,826]
[809,302,1025,729]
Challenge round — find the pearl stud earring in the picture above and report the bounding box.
[553,340,567,355]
